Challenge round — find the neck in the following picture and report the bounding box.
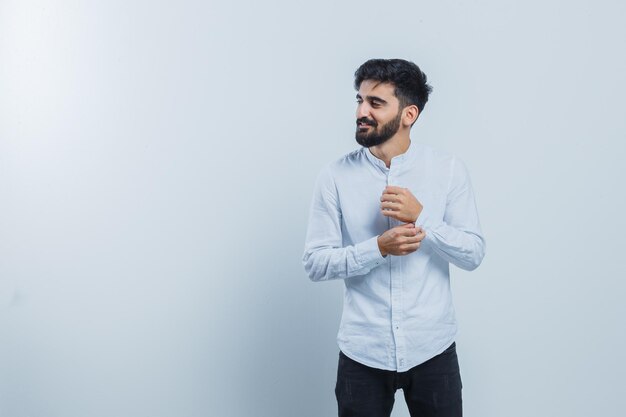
[368,132,411,168]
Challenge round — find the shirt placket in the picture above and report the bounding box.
[387,166,405,370]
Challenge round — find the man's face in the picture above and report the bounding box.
[355,80,403,148]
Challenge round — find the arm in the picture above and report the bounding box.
[423,157,486,271]
[302,166,386,282]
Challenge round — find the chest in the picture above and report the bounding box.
[335,165,449,235]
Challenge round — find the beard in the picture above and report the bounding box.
[355,110,403,148]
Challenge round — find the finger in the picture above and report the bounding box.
[384,185,405,195]
[399,242,421,253]
[381,201,401,211]
[400,242,422,252]
[380,193,402,203]
[400,233,421,242]
[400,240,420,248]
[398,225,421,234]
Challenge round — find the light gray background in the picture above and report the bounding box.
[1,1,625,416]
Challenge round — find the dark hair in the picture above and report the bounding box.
[354,59,433,117]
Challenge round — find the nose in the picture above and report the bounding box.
[356,102,371,119]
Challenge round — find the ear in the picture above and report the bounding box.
[402,105,419,127]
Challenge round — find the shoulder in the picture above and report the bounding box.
[332,147,366,167]
[412,144,465,181]
[322,147,367,176]
[414,143,458,166]
[313,148,362,187]
[413,144,473,189]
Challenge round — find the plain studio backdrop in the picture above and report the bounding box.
[1,1,625,416]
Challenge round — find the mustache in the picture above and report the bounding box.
[356,117,377,127]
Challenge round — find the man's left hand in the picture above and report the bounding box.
[380,186,423,223]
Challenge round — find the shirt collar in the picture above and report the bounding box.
[363,139,418,172]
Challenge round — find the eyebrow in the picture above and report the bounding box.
[356,94,388,105]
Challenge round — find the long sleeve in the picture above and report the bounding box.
[423,157,486,271]
[302,166,387,282]
[300,143,484,372]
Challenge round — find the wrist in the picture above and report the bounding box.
[377,236,388,257]
[413,207,423,223]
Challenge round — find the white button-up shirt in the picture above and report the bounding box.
[302,140,486,371]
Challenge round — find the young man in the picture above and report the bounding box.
[302,59,486,417]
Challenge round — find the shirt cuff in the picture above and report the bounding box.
[355,236,387,269]
[422,225,439,248]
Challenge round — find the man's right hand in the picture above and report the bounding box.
[377,223,426,257]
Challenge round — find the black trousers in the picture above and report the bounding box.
[335,342,462,417]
